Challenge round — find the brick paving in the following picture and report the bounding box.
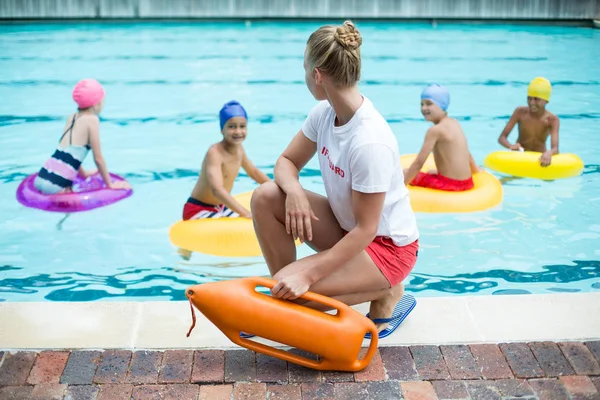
[0,341,599,399]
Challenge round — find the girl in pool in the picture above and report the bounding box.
[250,21,419,337]
[33,79,130,194]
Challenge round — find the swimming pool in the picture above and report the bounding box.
[1,22,599,302]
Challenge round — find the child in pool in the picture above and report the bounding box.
[34,79,131,194]
[497,77,559,167]
[178,100,270,259]
[403,84,480,192]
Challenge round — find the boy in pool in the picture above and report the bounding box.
[403,84,480,191]
[178,100,270,259]
[497,77,559,167]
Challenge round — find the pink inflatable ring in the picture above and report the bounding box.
[16,173,133,213]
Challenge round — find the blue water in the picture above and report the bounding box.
[1,22,599,302]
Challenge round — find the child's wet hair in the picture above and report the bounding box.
[306,20,362,87]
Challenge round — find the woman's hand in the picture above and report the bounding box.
[285,188,318,243]
[271,272,312,300]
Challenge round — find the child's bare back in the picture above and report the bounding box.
[431,117,473,181]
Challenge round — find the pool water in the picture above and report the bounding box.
[1,22,599,302]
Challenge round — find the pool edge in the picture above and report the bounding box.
[0,292,598,350]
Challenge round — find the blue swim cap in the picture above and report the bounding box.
[219,100,248,130]
[420,84,450,111]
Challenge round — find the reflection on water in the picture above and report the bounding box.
[1,260,598,302]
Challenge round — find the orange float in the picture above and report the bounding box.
[185,277,379,372]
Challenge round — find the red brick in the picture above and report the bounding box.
[333,382,369,399]
[365,381,402,399]
[379,346,418,380]
[494,379,534,398]
[499,342,544,378]
[132,385,167,399]
[431,380,469,400]
[31,383,67,400]
[440,345,480,380]
[410,345,451,380]
[267,383,301,399]
[163,384,200,400]
[0,352,37,385]
[131,384,199,400]
[65,384,100,399]
[465,381,501,400]
[199,384,233,400]
[559,376,599,400]
[256,353,287,383]
[0,386,34,399]
[529,342,575,377]
[225,350,256,383]
[287,349,320,383]
[125,350,162,384]
[585,341,600,363]
[27,351,69,384]
[97,384,134,400]
[529,378,570,400]
[158,350,193,383]
[192,350,224,383]
[354,349,385,382]
[233,382,266,399]
[401,381,439,400]
[469,344,513,379]
[60,351,101,385]
[559,342,600,375]
[301,382,334,400]
[592,377,600,393]
[94,350,132,384]
[321,370,354,383]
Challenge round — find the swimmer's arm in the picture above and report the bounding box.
[403,127,438,185]
[548,115,560,155]
[205,148,251,217]
[88,117,113,188]
[498,107,523,149]
[304,191,384,285]
[275,130,317,194]
[241,152,270,184]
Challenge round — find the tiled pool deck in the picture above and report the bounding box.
[1,343,600,399]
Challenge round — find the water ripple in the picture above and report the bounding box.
[0,79,597,87]
[1,112,599,128]
[0,260,598,301]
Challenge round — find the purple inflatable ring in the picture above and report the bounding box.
[16,173,133,213]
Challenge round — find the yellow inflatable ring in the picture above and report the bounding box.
[401,154,503,213]
[483,151,583,180]
[169,191,300,257]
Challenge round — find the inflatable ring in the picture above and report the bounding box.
[169,191,301,258]
[483,151,583,180]
[16,172,132,213]
[401,154,503,213]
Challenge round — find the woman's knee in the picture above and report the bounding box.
[251,181,284,214]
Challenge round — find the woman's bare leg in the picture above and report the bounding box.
[251,181,404,331]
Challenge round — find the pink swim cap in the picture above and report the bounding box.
[72,79,105,109]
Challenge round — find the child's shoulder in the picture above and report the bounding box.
[544,110,559,123]
[514,106,529,114]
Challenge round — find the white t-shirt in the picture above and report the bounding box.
[302,97,418,247]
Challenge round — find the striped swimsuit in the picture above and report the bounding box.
[34,115,90,195]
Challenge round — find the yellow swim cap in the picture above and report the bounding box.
[527,77,552,101]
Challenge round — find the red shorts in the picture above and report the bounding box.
[182,197,238,220]
[365,238,419,287]
[411,172,474,192]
